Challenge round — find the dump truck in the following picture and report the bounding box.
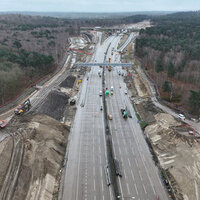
[121,108,127,119]
[14,99,31,115]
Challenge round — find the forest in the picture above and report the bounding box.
[135,11,200,116]
[0,13,150,106]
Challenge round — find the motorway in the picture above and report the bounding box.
[105,36,168,199]
[62,33,114,200]
[118,32,138,53]
[62,33,168,200]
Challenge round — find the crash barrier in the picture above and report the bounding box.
[102,66,120,199]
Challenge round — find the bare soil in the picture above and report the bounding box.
[59,75,76,88]
[37,90,70,121]
[0,114,69,200]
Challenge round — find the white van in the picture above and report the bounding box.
[111,86,114,91]
[178,114,185,120]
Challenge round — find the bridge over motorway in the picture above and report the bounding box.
[76,62,133,67]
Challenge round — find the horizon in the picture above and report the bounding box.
[1,0,200,13]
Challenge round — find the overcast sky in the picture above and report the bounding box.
[0,0,200,12]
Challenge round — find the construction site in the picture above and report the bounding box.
[122,42,200,199]
[0,23,200,200]
[0,33,91,200]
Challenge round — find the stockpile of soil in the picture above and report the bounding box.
[12,114,69,200]
[59,75,76,88]
[37,90,69,120]
[145,113,200,200]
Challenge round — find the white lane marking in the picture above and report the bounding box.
[139,171,143,181]
[127,183,130,194]
[123,169,127,179]
[75,127,82,200]
[128,158,131,167]
[134,184,138,195]
[93,166,95,176]
[148,173,156,195]
[94,179,96,191]
[101,168,104,192]
[119,147,122,155]
[143,184,147,194]
[131,170,135,181]
[135,158,139,168]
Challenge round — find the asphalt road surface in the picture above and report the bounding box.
[62,33,115,200]
[62,33,168,200]
[105,36,168,200]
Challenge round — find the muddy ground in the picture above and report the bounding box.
[37,90,70,121]
[122,44,200,199]
[59,75,76,88]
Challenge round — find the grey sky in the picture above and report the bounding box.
[0,0,200,12]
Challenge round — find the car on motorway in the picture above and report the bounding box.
[0,120,7,128]
[124,90,128,95]
[118,71,121,75]
[99,90,103,96]
[178,114,185,120]
[108,114,112,120]
[111,86,114,91]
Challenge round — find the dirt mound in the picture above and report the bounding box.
[37,90,69,120]
[59,75,76,88]
[2,114,70,200]
[145,113,200,200]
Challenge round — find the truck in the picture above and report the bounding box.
[14,99,31,115]
[121,108,127,119]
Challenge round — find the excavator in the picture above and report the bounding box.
[14,99,31,115]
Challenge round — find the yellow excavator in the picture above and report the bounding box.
[14,99,31,115]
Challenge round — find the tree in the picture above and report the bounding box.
[189,90,200,115]
[13,40,22,49]
[155,58,163,72]
[167,62,176,77]
[162,81,171,93]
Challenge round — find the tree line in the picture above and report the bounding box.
[135,11,200,116]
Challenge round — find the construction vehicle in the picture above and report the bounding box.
[121,108,127,119]
[108,66,112,71]
[108,114,113,120]
[14,99,31,115]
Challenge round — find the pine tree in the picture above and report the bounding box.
[189,90,200,115]
[162,81,171,93]
[167,62,176,77]
[155,58,163,72]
